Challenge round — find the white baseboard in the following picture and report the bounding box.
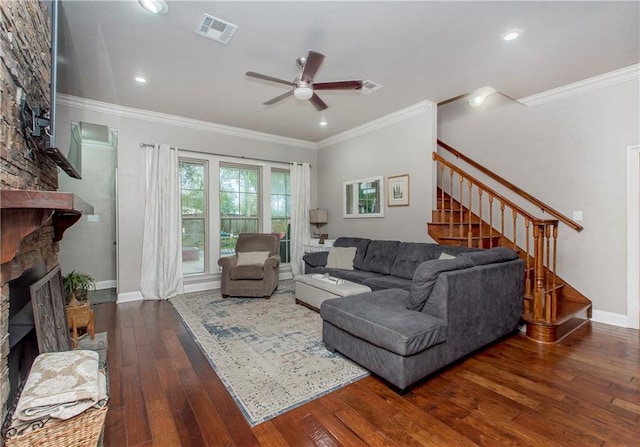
[116,271,294,303]
[183,280,221,294]
[591,309,633,328]
[96,280,116,290]
[117,290,143,303]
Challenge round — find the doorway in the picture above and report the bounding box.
[58,122,118,304]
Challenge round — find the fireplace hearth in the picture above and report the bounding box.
[6,262,47,409]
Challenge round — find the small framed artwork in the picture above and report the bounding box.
[387,174,410,206]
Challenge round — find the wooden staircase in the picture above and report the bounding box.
[430,141,592,343]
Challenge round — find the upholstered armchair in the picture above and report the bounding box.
[217,233,281,298]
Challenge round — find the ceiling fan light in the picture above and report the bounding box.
[294,86,313,100]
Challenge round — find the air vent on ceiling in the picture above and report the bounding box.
[359,80,383,95]
[195,14,238,45]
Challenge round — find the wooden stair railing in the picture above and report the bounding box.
[430,147,591,343]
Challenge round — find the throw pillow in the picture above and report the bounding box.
[326,247,357,270]
[236,251,270,266]
[438,252,456,260]
[406,257,475,312]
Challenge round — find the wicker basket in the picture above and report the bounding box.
[66,302,92,329]
[3,401,108,447]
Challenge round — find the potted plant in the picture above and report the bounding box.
[62,270,96,307]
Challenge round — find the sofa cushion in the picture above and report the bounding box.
[326,247,357,270]
[363,275,413,291]
[361,240,400,274]
[334,237,371,270]
[304,251,329,267]
[390,242,441,279]
[321,289,447,356]
[460,247,519,265]
[229,265,264,280]
[407,257,475,311]
[326,269,384,284]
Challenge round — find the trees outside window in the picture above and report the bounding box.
[180,160,207,274]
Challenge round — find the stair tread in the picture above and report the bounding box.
[523,300,591,326]
[437,235,501,241]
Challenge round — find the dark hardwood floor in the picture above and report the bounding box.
[94,300,640,447]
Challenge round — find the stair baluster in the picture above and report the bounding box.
[430,147,591,343]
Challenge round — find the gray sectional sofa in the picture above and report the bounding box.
[303,237,524,391]
[303,237,482,290]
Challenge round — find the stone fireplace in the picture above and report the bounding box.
[0,0,92,429]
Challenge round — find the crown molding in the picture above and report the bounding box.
[57,94,317,150]
[517,64,640,107]
[316,100,433,148]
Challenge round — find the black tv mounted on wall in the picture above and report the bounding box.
[21,0,81,179]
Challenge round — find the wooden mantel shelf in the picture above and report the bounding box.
[1,190,94,264]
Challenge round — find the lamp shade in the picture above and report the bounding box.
[309,209,328,224]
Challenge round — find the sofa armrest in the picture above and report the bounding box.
[424,259,524,356]
[303,251,329,267]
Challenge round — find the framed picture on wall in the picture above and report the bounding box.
[387,174,410,206]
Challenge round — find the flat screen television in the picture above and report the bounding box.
[42,0,82,179]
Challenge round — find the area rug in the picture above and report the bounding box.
[170,280,369,426]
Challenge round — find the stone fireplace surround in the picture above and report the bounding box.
[0,0,94,430]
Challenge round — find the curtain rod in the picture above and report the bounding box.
[139,142,307,166]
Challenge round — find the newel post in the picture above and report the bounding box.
[532,222,546,320]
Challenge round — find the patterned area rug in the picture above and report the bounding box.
[170,280,368,426]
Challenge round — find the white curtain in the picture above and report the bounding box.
[290,163,311,276]
[140,144,184,299]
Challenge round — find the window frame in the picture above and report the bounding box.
[179,157,209,275]
[343,176,385,218]
[177,150,291,278]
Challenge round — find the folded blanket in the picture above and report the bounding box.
[15,350,100,421]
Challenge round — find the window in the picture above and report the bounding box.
[343,176,384,218]
[219,164,260,256]
[271,169,291,262]
[180,160,207,274]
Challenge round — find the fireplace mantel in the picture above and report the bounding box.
[1,190,94,264]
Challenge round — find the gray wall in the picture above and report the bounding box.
[56,97,318,296]
[317,102,436,242]
[438,79,639,318]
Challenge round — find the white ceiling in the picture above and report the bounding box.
[56,1,639,143]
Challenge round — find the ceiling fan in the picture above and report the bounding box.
[246,50,363,111]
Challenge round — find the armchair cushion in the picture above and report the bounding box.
[230,265,265,280]
[236,251,270,266]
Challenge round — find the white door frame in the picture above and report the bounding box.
[627,145,640,329]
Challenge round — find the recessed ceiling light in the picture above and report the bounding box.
[135,76,147,83]
[319,120,328,127]
[139,0,168,15]
[501,29,522,41]
[468,95,486,107]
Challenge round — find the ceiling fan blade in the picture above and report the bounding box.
[313,80,363,90]
[309,93,328,111]
[246,71,295,87]
[263,90,294,105]
[300,51,325,84]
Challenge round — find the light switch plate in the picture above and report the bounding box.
[87,214,100,223]
[572,211,583,221]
